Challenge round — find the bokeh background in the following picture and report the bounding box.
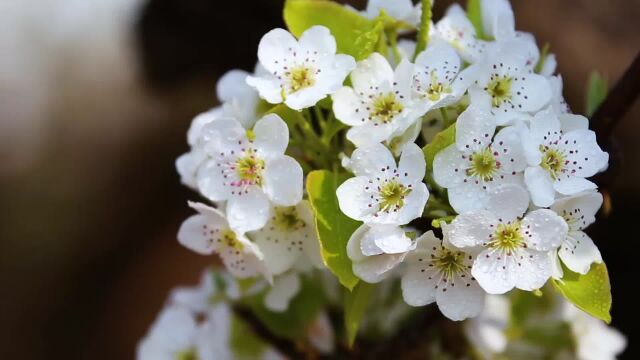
[0,0,638,358]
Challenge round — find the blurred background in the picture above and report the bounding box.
[0,0,638,358]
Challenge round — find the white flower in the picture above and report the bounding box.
[470,40,551,125]
[522,108,609,207]
[137,305,232,360]
[337,143,429,227]
[550,191,603,275]
[347,224,414,283]
[216,67,262,129]
[170,270,217,314]
[363,0,422,27]
[411,42,478,113]
[446,184,568,294]
[464,294,510,358]
[249,201,323,276]
[432,4,488,63]
[401,231,485,321]
[177,201,271,282]
[433,104,526,214]
[332,53,424,147]
[563,303,627,360]
[548,75,570,115]
[247,26,355,110]
[198,114,303,232]
[306,311,335,354]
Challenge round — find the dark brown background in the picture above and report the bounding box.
[0,0,638,358]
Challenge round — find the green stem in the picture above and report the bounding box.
[387,29,401,64]
[413,0,432,60]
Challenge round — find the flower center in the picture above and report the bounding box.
[288,66,315,93]
[234,150,264,186]
[487,75,512,107]
[175,348,199,360]
[378,179,411,212]
[425,71,452,101]
[491,222,524,252]
[433,248,467,280]
[273,207,306,232]
[467,147,498,181]
[539,146,566,180]
[221,229,244,251]
[371,93,404,124]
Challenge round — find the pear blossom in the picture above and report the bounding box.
[216,67,262,129]
[264,272,302,312]
[337,143,429,228]
[522,108,609,207]
[411,42,478,113]
[178,201,271,281]
[563,303,626,360]
[464,295,510,358]
[550,191,603,275]
[446,184,568,294]
[250,201,323,275]
[401,231,485,321]
[433,104,527,214]
[470,40,551,125]
[332,53,424,147]
[247,26,355,110]
[347,224,415,283]
[198,114,303,232]
[547,75,570,115]
[137,305,232,360]
[432,4,488,63]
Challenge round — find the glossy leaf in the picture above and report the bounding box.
[552,262,612,323]
[344,282,375,347]
[422,123,456,172]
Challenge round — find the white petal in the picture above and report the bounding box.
[492,125,527,173]
[486,184,529,222]
[349,143,396,177]
[188,108,222,146]
[360,226,385,256]
[541,54,557,77]
[351,52,394,95]
[196,159,233,202]
[264,273,301,312]
[398,143,426,183]
[448,181,491,215]
[510,74,551,112]
[481,0,514,39]
[551,191,603,230]
[298,25,336,55]
[217,69,252,103]
[366,0,414,20]
[396,182,429,225]
[284,86,327,110]
[447,211,496,248]
[558,231,602,275]
[512,249,552,291]
[145,306,197,352]
[561,129,609,178]
[263,156,303,206]
[455,105,496,152]
[436,276,485,321]
[254,114,289,157]
[336,176,375,222]
[559,114,589,132]
[369,224,413,254]
[554,176,598,196]
[246,75,283,104]
[220,235,271,281]
[353,253,406,283]
[524,166,556,207]
[346,122,394,147]
[432,145,468,188]
[257,28,298,73]
[201,116,246,155]
[347,224,370,262]
[549,249,564,280]
[401,265,438,306]
[332,87,367,126]
[177,204,228,255]
[226,190,271,232]
[472,249,516,294]
[521,209,568,251]
[176,150,206,189]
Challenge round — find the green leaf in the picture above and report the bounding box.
[423,124,456,172]
[466,0,486,40]
[307,170,361,290]
[552,262,612,323]
[243,275,325,339]
[585,71,608,117]
[344,282,375,347]
[413,0,432,59]
[284,0,383,60]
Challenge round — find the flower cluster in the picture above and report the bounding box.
[142,0,623,358]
